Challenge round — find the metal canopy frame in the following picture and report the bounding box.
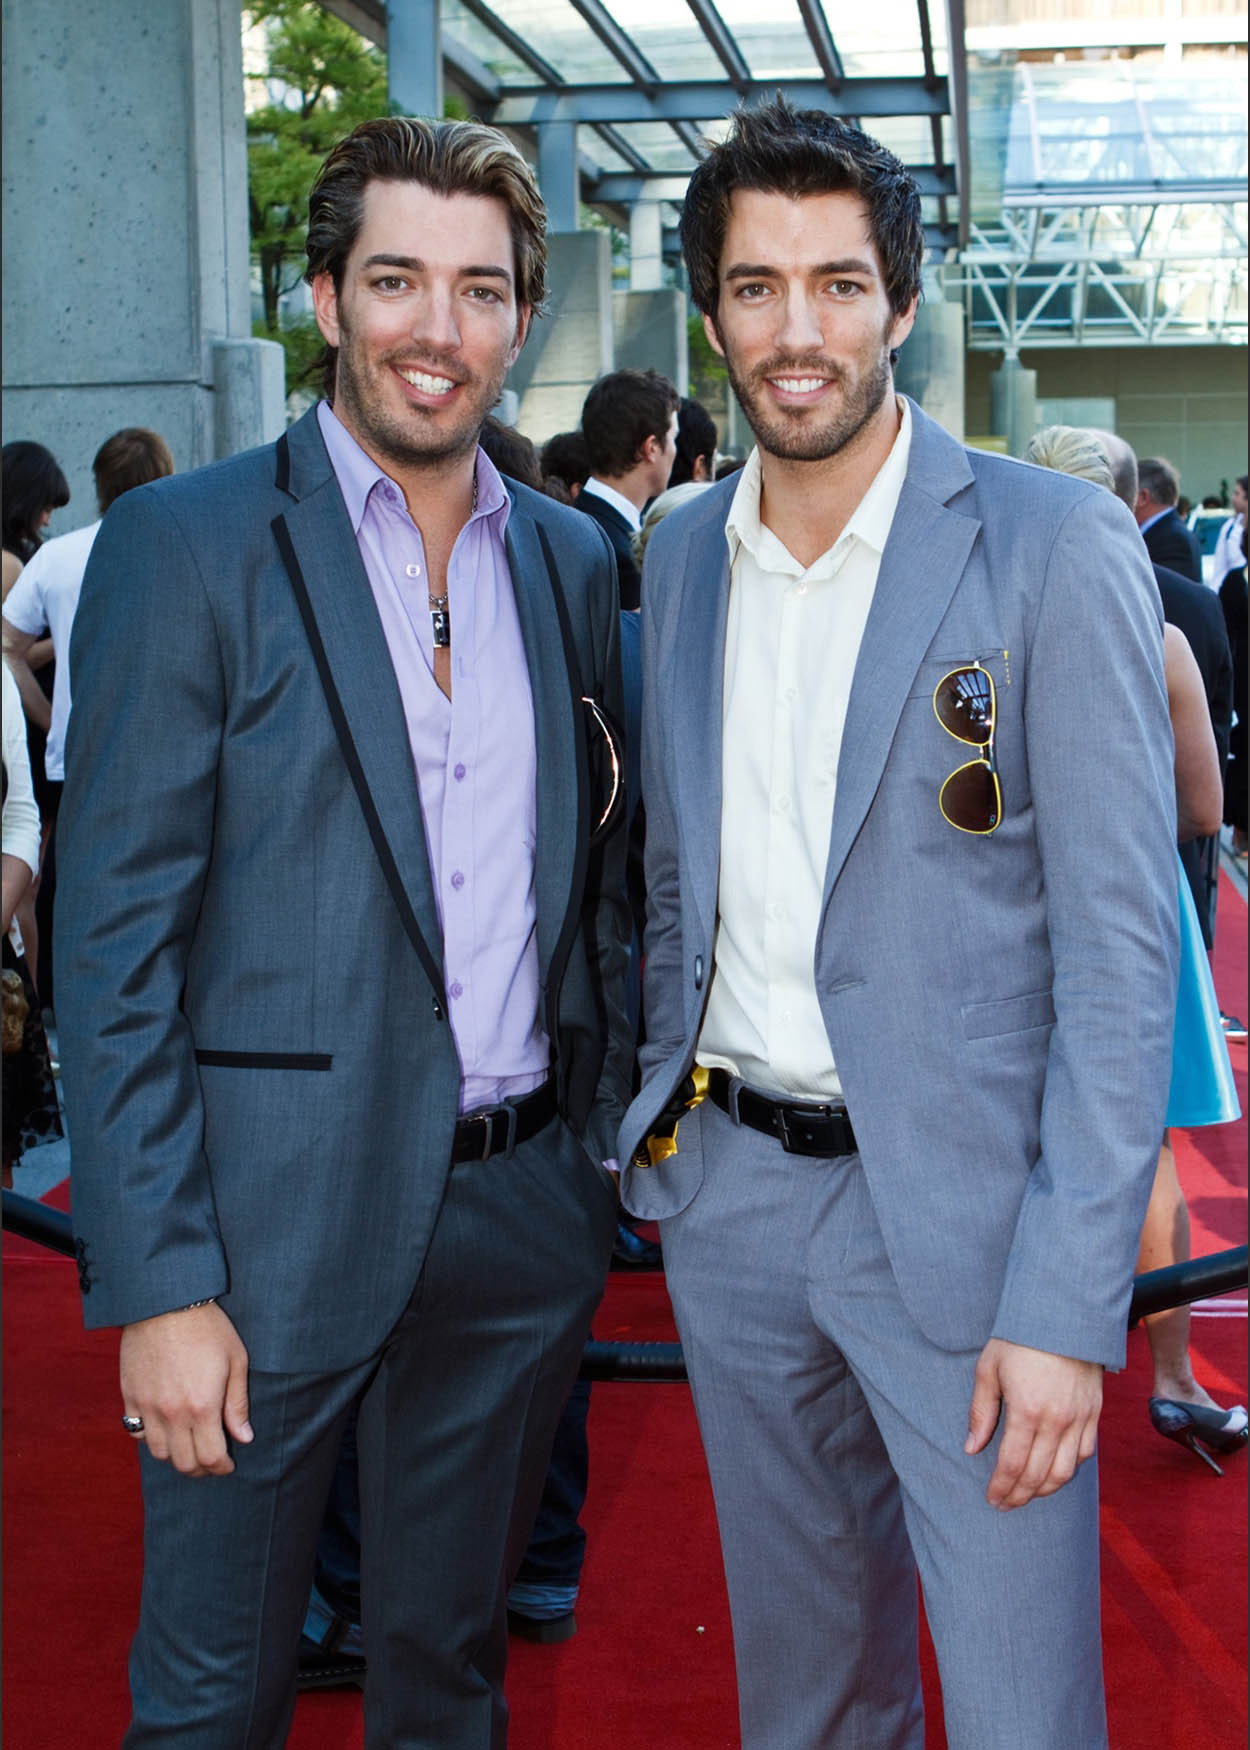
[949,60,1247,349]
[318,0,966,259]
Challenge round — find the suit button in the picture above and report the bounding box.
[694,955,704,991]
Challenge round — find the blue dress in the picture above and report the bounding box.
[1166,853,1239,1128]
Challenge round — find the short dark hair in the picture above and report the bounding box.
[680,98,924,324]
[540,431,591,494]
[1138,457,1181,509]
[477,416,543,491]
[305,116,547,397]
[93,428,174,513]
[668,398,718,488]
[2,442,70,562]
[580,368,679,479]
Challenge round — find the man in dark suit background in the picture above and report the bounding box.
[577,368,679,609]
[1099,432,1233,942]
[56,116,631,1746]
[1135,455,1203,583]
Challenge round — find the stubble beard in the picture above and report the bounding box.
[332,315,509,474]
[722,331,895,466]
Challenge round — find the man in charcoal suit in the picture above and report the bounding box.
[1135,455,1203,583]
[576,367,679,610]
[56,116,630,1747]
[619,100,1178,1749]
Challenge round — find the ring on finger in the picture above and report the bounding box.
[121,1414,145,1436]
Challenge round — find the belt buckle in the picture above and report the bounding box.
[776,1101,833,1157]
[462,1111,497,1161]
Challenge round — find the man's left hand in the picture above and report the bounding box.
[965,1337,1102,1510]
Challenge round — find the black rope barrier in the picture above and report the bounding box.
[5,1191,1246,1383]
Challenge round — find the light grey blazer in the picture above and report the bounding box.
[57,408,632,1374]
[619,401,1178,1369]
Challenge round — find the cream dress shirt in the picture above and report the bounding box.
[696,399,912,1099]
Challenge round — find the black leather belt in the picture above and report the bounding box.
[707,1068,858,1158]
[451,1078,558,1164]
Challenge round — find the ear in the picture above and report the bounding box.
[888,293,919,354]
[702,310,726,360]
[311,272,342,349]
[509,304,532,366]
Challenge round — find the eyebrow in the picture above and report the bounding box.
[724,257,878,281]
[361,252,513,283]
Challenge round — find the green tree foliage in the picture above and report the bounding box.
[687,312,728,404]
[244,0,389,384]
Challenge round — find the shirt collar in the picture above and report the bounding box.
[580,474,643,532]
[1138,508,1170,537]
[316,398,509,536]
[725,397,912,574]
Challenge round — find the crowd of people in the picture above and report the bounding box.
[1,97,1246,1750]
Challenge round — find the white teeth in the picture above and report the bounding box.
[772,377,827,394]
[398,368,456,394]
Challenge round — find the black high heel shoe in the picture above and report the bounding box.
[1148,1398,1249,1476]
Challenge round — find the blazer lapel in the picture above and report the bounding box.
[273,416,447,1004]
[672,509,731,943]
[822,408,981,901]
[505,505,579,984]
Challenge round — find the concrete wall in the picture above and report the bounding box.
[966,347,1248,501]
[509,230,614,443]
[612,289,689,394]
[2,0,282,533]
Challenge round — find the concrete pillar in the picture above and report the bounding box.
[990,352,1039,458]
[628,202,664,292]
[612,290,689,394]
[509,230,613,441]
[538,121,579,236]
[2,0,283,522]
[387,0,442,119]
[893,276,966,440]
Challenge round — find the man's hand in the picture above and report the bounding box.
[120,1302,252,1477]
[965,1337,1102,1511]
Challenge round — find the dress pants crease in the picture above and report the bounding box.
[659,1095,1107,1750]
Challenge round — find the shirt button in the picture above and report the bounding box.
[450,980,464,999]
[777,794,791,812]
[771,901,786,922]
[797,583,808,596]
[453,763,466,781]
[450,871,465,890]
[405,562,421,578]
[781,1010,793,1025]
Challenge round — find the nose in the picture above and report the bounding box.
[413,285,462,354]
[775,285,823,356]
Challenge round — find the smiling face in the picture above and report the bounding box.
[704,187,916,466]
[311,178,529,479]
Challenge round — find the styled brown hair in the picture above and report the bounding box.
[680,98,924,325]
[580,369,680,480]
[305,116,547,396]
[92,428,174,513]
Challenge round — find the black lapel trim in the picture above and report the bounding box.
[534,523,592,1053]
[272,516,448,1016]
[275,430,292,496]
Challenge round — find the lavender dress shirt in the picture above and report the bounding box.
[317,401,549,1113]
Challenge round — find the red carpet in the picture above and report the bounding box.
[4,874,1246,1748]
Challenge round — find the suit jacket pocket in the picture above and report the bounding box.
[960,990,1055,1041]
[194,1050,333,1071]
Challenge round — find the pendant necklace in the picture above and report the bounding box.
[428,470,478,650]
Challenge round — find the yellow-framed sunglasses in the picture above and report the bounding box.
[932,662,1001,835]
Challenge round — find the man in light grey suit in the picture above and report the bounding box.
[56,117,630,1747]
[619,101,1178,1748]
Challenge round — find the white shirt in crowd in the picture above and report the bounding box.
[1212,511,1245,589]
[696,399,912,1101]
[3,657,42,954]
[579,475,643,532]
[4,519,101,783]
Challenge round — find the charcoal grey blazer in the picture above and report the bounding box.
[57,407,631,1373]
